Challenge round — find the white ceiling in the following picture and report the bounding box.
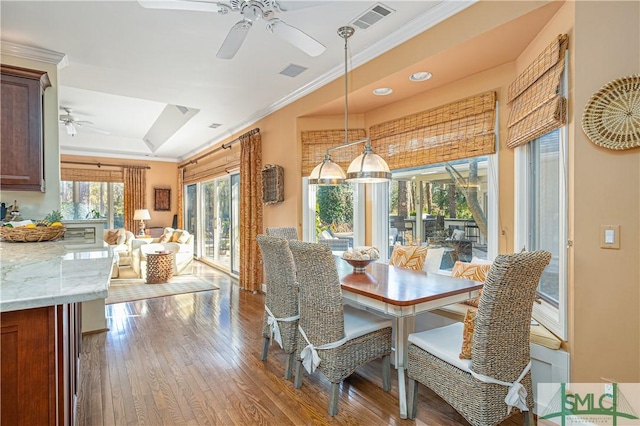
[2,0,476,162]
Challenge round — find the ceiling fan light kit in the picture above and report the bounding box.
[59,106,110,136]
[138,0,326,60]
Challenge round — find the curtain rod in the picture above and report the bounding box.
[61,160,150,169]
[179,127,260,169]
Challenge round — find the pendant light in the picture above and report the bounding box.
[308,26,391,185]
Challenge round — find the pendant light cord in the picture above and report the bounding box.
[339,26,355,147]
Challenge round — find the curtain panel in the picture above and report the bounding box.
[123,167,146,234]
[300,129,367,176]
[177,168,184,230]
[369,91,497,169]
[506,34,569,148]
[239,130,263,292]
[61,167,123,183]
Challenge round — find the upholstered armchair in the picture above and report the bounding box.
[103,229,135,278]
[131,228,194,279]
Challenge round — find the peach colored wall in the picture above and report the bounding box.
[61,154,179,229]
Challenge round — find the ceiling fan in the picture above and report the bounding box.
[59,107,110,137]
[138,0,326,59]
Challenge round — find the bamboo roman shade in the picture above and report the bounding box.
[182,144,241,184]
[506,34,568,148]
[369,91,497,170]
[301,129,366,176]
[61,167,123,183]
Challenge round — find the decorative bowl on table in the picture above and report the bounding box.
[342,257,376,273]
[341,246,380,273]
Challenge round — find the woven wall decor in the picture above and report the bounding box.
[582,75,640,150]
[261,164,284,205]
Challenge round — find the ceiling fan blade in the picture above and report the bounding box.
[137,0,231,14]
[276,1,325,12]
[217,20,252,60]
[76,122,111,136]
[266,19,325,57]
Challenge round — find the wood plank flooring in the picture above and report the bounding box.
[77,261,524,425]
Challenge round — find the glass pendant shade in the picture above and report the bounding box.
[309,156,346,185]
[346,149,391,183]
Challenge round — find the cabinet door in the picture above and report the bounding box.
[0,65,49,192]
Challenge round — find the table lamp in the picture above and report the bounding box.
[133,209,151,236]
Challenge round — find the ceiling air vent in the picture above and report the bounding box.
[209,123,222,129]
[279,64,307,78]
[350,3,394,30]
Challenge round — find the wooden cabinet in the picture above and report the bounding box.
[0,303,81,426]
[0,64,51,192]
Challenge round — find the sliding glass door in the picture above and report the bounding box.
[185,184,198,252]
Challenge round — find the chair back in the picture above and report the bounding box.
[471,250,551,382]
[256,235,299,353]
[288,241,345,347]
[265,227,299,240]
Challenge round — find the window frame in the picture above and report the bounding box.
[59,180,123,229]
[514,126,568,340]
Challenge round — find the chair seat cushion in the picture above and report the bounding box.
[530,323,562,350]
[343,305,392,341]
[408,323,472,372]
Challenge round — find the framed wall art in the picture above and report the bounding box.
[154,188,171,211]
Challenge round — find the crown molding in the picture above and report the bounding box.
[1,40,68,69]
[178,0,477,161]
[60,146,178,163]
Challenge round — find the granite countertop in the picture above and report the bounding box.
[0,241,112,312]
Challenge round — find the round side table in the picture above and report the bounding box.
[146,251,174,284]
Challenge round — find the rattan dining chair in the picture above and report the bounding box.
[406,250,552,426]
[265,226,299,240]
[288,240,393,416]
[256,235,299,379]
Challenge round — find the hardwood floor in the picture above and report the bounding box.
[77,261,524,425]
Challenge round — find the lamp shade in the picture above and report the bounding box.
[309,157,346,185]
[133,209,151,220]
[346,151,391,183]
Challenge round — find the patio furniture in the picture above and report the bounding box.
[288,241,393,416]
[256,235,299,379]
[265,226,299,240]
[406,250,551,425]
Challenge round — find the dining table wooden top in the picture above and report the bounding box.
[335,258,483,307]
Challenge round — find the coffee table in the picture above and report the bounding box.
[146,251,173,284]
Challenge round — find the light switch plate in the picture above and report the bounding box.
[600,225,620,249]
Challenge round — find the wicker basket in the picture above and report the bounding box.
[0,226,66,242]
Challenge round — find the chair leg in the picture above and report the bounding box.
[260,336,270,361]
[284,353,295,380]
[523,410,534,426]
[407,378,418,419]
[294,360,303,389]
[328,382,340,416]
[382,354,391,392]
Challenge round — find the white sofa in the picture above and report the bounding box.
[131,228,194,279]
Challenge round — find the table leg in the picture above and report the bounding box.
[394,315,415,419]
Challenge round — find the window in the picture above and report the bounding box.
[515,128,568,340]
[60,181,124,228]
[385,155,497,269]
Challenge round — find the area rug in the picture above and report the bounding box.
[106,275,219,305]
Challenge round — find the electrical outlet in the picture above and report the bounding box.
[604,383,614,396]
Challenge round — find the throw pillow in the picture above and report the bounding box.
[116,229,127,245]
[105,230,119,245]
[177,230,190,244]
[159,228,173,243]
[451,261,491,308]
[459,308,476,359]
[171,230,183,243]
[389,244,428,271]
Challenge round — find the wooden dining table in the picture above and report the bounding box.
[335,258,483,419]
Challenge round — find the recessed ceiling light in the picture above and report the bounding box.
[373,87,393,96]
[410,71,432,82]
